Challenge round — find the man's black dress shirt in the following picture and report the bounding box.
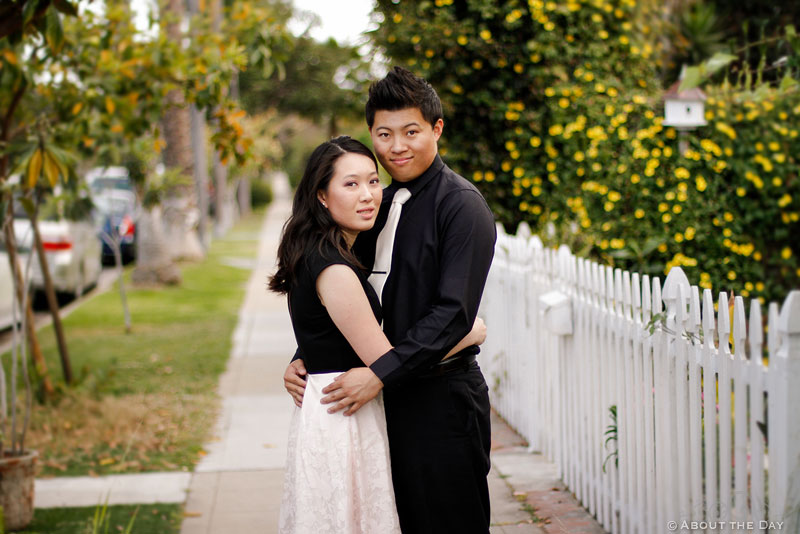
[353,155,496,388]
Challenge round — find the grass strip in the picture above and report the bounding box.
[13,208,265,477]
[18,503,181,534]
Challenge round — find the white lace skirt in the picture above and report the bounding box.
[278,372,401,534]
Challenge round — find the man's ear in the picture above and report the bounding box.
[432,118,444,142]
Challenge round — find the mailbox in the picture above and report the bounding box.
[538,290,573,335]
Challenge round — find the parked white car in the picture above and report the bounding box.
[13,200,102,299]
[0,250,15,330]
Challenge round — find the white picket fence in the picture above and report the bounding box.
[478,223,800,534]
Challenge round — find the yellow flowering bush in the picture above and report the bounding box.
[372,0,800,302]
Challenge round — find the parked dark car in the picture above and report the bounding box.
[94,190,137,264]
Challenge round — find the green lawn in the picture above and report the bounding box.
[6,208,266,477]
[19,504,181,534]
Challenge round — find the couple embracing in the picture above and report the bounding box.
[270,67,496,534]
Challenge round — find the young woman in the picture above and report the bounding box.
[269,136,485,533]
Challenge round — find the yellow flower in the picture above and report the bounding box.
[472,60,483,70]
[545,87,556,97]
[513,167,525,178]
[501,161,511,172]
[716,122,737,140]
[631,174,640,184]
[773,177,783,187]
[411,35,421,44]
[727,271,736,281]
[782,247,793,260]
[619,35,629,45]
[549,124,564,136]
[736,187,746,197]
[457,35,468,45]
[573,151,585,162]
[673,205,682,214]
[662,213,672,223]
[674,167,690,180]
[723,212,734,222]
[685,227,696,240]
[778,194,792,208]
[480,29,492,41]
[635,209,645,219]
[529,136,541,148]
[485,171,495,182]
[559,98,570,108]
[599,30,609,39]
[392,13,403,23]
[674,233,684,243]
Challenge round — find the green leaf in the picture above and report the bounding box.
[704,52,737,74]
[678,66,704,91]
[22,0,39,27]
[44,7,64,54]
[779,71,797,92]
[18,197,36,218]
[53,0,78,17]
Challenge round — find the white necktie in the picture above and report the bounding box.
[368,187,411,305]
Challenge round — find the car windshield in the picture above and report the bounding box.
[90,177,133,194]
[94,194,135,216]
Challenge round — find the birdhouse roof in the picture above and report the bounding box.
[663,80,706,101]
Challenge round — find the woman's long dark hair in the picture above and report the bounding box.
[268,136,378,294]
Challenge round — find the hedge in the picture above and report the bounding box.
[372,0,799,303]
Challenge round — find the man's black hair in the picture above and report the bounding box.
[365,66,443,129]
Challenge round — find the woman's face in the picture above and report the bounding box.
[318,152,382,246]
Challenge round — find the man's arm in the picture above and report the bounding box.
[370,189,496,387]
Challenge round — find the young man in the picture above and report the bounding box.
[284,67,496,533]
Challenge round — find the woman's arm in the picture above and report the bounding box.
[444,317,486,359]
[316,264,392,366]
[315,264,389,415]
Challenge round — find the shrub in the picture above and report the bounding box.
[250,178,273,208]
[372,0,799,302]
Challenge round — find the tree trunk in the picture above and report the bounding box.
[212,151,233,236]
[29,202,72,384]
[237,177,251,218]
[160,0,204,262]
[131,206,181,286]
[1,208,53,398]
[190,107,210,251]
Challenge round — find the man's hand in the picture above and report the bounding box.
[321,367,383,416]
[284,359,307,407]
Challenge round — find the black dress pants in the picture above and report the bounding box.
[384,362,491,534]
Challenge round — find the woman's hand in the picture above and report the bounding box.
[444,316,487,358]
[467,316,487,347]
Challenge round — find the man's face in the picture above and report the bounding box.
[370,107,443,183]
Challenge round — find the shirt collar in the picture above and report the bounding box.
[385,154,444,199]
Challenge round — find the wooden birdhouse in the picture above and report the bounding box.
[663,79,707,130]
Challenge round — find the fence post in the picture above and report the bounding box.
[778,290,800,532]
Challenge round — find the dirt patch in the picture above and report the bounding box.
[25,392,218,477]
